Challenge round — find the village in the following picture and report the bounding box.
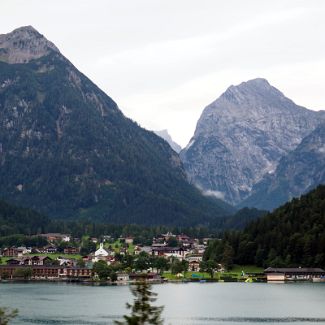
[1,232,324,283]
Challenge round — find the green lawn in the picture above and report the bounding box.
[104,240,135,254]
[163,271,215,280]
[26,253,82,260]
[163,265,263,281]
[227,265,264,275]
[0,257,10,265]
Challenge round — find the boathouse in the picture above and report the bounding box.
[264,267,325,281]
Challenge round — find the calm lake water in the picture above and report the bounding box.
[1,282,325,325]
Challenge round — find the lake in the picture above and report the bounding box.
[1,282,325,324]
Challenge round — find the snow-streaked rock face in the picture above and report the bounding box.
[180,78,324,205]
[154,129,182,153]
[240,123,325,210]
[0,26,59,64]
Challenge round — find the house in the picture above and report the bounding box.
[129,272,162,282]
[161,232,175,241]
[134,246,142,255]
[188,260,201,272]
[186,254,203,263]
[193,244,206,255]
[151,243,167,248]
[40,233,70,242]
[17,247,28,256]
[30,256,53,266]
[6,256,53,266]
[151,247,186,260]
[41,245,58,254]
[6,258,21,265]
[125,237,134,245]
[117,273,130,282]
[106,256,116,265]
[2,247,19,257]
[264,267,325,281]
[59,267,92,279]
[63,246,80,254]
[57,257,76,267]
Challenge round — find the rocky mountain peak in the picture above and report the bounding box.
[226,78,271,93]
[0,26,60,64]
[219,78,288,111]
[181,78,324,206]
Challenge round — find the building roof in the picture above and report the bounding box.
[265,267,325,273]
[151,246,184,252]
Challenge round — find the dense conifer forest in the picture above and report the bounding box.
[204,185,325,268]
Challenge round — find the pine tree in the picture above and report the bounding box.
[0,307,18,325]
[115,280,164,325]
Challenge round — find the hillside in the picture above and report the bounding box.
[0,199,50,236]
[0,26,233,226]
[205,185,325,268]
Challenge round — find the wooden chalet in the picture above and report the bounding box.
[151,246,186,259]
[1,247,19,257]
[63,246,80,254]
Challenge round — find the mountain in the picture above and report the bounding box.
[239,124,325,210]
[154,129,182,153]
[0,26,233,226]
[180,78,324,205]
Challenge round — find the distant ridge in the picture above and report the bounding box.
[154,129,182,153]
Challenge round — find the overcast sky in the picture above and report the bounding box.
[1,0,325,147]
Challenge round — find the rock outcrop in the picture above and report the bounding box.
[0,26,59,64]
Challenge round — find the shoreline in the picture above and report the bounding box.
[1,278,324,285]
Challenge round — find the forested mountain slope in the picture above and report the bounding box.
[205,185,325,268]
[0,26,232,226]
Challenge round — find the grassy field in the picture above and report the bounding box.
[229,265,264,274]
[163,271,213,280]
[163,265,264,281]
[0,257,10,265]
[27,253,82,260]
[103,240,135,254]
